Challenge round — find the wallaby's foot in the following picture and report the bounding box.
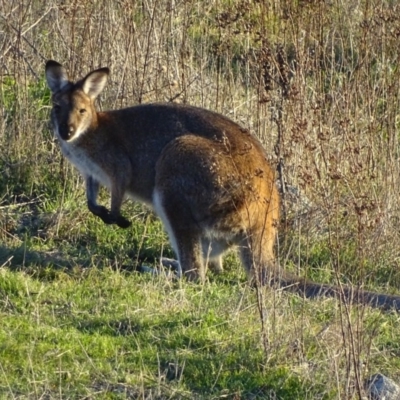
[182,268,205,283]
[161,259,199,281]
[115,215,131,228]
[208,259,224,274]
[160,257,181,276]
[159,259,205,282]
[88,203,131,228]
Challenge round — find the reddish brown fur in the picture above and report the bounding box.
[45,61,400,311]
[45,60,279,282]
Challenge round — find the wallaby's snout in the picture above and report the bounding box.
[64,125,75,141]
[53,105,78,141]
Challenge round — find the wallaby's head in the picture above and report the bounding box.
[45,61,109,141]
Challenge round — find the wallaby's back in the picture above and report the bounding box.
[82,102,271,204]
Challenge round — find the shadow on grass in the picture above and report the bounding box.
[0,243,78,270]
[0,241,171,283]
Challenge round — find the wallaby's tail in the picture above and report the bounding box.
[266,272,400,311]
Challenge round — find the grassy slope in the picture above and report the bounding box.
[0,266,328,399]
[2,0,400,398]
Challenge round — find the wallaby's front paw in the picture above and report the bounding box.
[100,212,130,228]
[87,200,130,228]
[99,212,115,225]
[88,204,114,224]
[116,215,131,229]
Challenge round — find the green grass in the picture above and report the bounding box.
[2,201,400,398]
[0,264,337,399]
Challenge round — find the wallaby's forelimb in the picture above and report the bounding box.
[110,182,131,228]
[86,176,131,228]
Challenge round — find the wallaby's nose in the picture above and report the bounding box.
[59,124,75,141]
[66,124,74,139]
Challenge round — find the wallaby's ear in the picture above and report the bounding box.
[81,68,109,100]
[45,60,69,93]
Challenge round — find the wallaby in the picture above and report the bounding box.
[45,60,400,311]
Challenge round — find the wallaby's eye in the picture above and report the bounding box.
[54,104,61,113]
[79,109,87,115]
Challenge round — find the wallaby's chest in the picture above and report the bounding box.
[59,141,111,188]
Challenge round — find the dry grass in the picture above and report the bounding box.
[2,0,400,398]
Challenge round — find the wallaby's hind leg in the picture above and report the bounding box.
[238,224,277,286]
[175,232,204,281]
[202,239,228,274]
[208,257,224,274]
[153,190,205,282]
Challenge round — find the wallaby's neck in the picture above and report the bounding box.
[95,111,116,130]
